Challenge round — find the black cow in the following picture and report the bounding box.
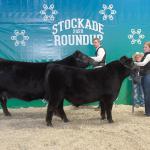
[0,51,94,116]
[45,56,135,126]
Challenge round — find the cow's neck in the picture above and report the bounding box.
[107,61,130,80]
[56,56,75,66]
[118,62,130,80]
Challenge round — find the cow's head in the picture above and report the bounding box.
[72,50,95,68]
[120,56,135,70]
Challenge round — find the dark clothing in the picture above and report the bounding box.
[131,66,144,107]
[140,52,150,115]
[131,66,141,84]
[140,52,150,75]
[142,74,150,115]
[93,47,106,67]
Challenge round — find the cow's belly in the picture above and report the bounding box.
[6,89,45,101]
[0,78,45,101]
[63,78,109,105]
[65,89,102,105]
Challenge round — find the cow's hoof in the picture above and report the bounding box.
[108,120,114,123]
[47,122,53,127]
[94,108,100,111]
[101,117,106,120]
[64,118,69,123]
[5,112,11,116]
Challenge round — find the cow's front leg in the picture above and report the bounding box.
[102,96,114,123]
[57,100,69,123]
[105,101,114,123]
[0,97,11,116]
[100,101,106,120]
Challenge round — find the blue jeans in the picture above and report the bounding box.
[141,74,150,115]
[132,80,144,106]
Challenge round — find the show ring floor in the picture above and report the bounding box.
[0,105,150,150]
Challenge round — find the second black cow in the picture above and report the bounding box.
[45,56,135,126]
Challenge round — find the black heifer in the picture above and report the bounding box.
[45,56,135,126]
[0,51,94,116]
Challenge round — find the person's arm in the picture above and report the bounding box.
[91,48,105,62]
[134,54,150,66]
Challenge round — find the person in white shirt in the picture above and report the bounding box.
[134,42,150,116]
[91,38,106,68]
[91,38,106,110]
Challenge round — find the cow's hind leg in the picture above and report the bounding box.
[46,94,64,127]
[0,96,11,116]
[100,101,106,120]
[57,100,69,123]
[46,102,54,127]
[103,96,114,123]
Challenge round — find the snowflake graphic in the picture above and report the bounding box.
[40,3,58,22]
[11,30,29,46]
[128,29,145,44]
[99,4,117,20]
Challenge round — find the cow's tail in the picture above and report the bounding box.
[44,64,54,101]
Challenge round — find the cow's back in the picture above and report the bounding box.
[45,62,129,105]
[0,61,48,100]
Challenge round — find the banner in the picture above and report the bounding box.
[0,0,150,107]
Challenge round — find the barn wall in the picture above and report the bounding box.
[0,0,150,108]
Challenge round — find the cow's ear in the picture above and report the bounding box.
[120,56,129,64]
[74,50,82,57]
[75,50,80,53]
[72,51,79,57]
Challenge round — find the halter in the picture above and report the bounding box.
[119,60,134,70]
